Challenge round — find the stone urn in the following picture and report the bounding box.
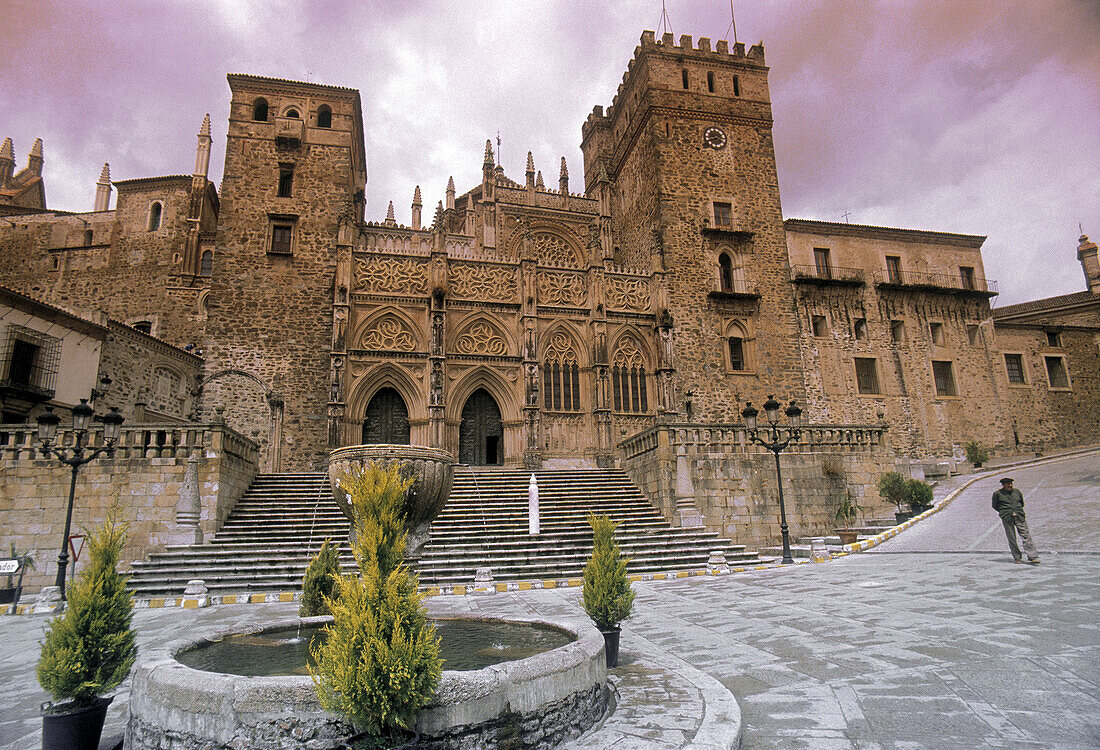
[327,444,455,558]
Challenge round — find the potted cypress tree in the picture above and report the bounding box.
[37,508,136,750]
[582,514,635,668]
[964,441,990,469]
[906,478,934,515]
[311,463,442,749]
[300,538,340,617]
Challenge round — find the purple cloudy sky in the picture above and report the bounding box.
[2,0,1097,306]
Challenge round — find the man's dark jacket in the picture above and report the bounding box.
[992,487,1025,519]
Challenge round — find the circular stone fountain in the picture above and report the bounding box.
[126,614,607,750]
[327,444,455,557]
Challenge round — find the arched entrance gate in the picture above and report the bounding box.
[459,388,502,465]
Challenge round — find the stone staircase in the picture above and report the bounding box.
[127,468,763,597]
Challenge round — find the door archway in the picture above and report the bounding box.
[459,389,503,465]
[362,387,410,445]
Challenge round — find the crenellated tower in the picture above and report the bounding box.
[582,31,805,420]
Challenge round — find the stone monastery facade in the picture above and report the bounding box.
[2,31,1099,475]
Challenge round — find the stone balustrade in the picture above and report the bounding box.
[620,422,885,459]
[0,422,258,464]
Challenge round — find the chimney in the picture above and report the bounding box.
[27,138,43,176]
[94,163,112,211]
[1078,233,1100,294]
[0,138,13,187]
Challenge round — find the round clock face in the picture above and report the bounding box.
[703,127,727,149]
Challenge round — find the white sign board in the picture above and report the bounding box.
[0,559,20,575]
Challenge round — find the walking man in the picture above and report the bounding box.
[992,477,1040,564]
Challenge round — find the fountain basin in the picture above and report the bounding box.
[327,444,455,556]
[127,614,607,750]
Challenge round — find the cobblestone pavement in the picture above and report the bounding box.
[1,451,1097,749]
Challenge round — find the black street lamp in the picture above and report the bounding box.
[36,399,124,600]
[742,395,804,565]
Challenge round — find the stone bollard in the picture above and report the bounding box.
[182,579,210,608]
[33,586,63,614]
[707,549,731,575]
[810,538,831,563]
[472,568,496,596]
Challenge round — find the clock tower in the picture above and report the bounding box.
[582,31,805,421]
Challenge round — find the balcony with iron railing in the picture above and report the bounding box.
[707,277,761,302]
[873,269,998,297]
[790,264,866,287]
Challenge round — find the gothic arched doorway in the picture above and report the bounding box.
[459,388,503,465]
[362,387,410,445]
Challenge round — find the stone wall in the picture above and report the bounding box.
[620,423,894,548]
[0,421,258,594]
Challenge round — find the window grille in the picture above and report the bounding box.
[0,325,61,398]
[932,360,957,396]
[854,358,881,394]
[728,337,745,371]
[1004,354,1026,384]
[1044,356,1069,389]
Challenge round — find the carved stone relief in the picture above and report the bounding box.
[453,321,509,356]
[531,232,580,268]
[537,271,587,307]
[450,263,516,301]
[607,276,651,312]
[360,315,417,351]
[355,256,428,294]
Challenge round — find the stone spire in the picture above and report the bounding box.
[411,185,423,230]
[535,170,544,190]
[0,138,13,187]
[559,157,569,194]
[1078,233,1100,294]
[94,163,112,212]
[432,200,444,230]
[27,138,43,176]
[446,176,455,210]
[194,114,212,179]
[384,200,396,226]
[526,151,535,190]
[482,139,495,195]
[483,139,495,167]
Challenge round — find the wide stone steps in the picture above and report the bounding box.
[127,467,765,597]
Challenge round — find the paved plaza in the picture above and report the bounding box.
[1,451,1097,749]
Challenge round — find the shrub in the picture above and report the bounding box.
[582,514,635,630]
[300,538,341,617]
[310,463,442,738]
[964,441,990,466]
[37,507,136,707]
[876,472,909,511]
[906,479,934,512]
[834,491,861,526]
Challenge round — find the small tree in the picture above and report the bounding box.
[310,463,442,741]
[300,538,341,617]
[964,441,990,467]
[906,478,934,512]
[876,472,909,513]
[37,507,136,707]
[582,514,635,630]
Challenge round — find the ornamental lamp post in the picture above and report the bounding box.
[742,395,804,565]
[36,399,124,600]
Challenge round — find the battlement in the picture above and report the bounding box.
[583,30,768,138]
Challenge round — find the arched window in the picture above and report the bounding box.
[707,71,715,93]
[285,108,300,119]
[543,331,581,411]
[317,104,332,128]
[718,250,743,293]
[83,229,93,246]
[612,339,648,414]
[147,202,162,232]
[200,250,213,276]
[252,97,269,121]
[132,320,153,334]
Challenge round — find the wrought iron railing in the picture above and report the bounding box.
[873,269,997,294]
[790,265,866,284]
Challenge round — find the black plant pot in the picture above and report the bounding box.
[600,626,621,668]
[41,695,112,750]
[895,511,913,524]
[0,585,20,605]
